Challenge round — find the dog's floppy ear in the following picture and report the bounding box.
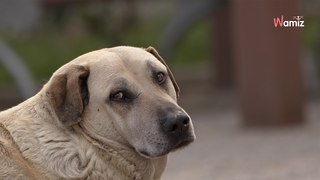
[146,46,180,98]
[47,65,89,126]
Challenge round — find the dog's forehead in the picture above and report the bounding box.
[69,46,165,71]
[64,46,167,83]
[108,46,153,59]
[107,46,165,70]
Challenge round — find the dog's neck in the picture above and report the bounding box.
[74,124,156,179]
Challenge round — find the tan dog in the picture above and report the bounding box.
[0,46,195,179]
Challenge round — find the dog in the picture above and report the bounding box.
[0,46,195,179]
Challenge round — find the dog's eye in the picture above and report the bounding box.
[156,72,166,84]
[112,91,125,100]
[110,90,138,102]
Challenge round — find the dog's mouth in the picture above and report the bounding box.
[137,148,171,159]
[174,136,195,149]
[137,135,195,158]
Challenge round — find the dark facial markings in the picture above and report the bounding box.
[155,72,166,85]
[106,78,141,118]
[107,78,140,104]
[147,61,169,90]
[106,60,170,110]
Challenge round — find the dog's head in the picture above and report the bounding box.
[46,46,195,158]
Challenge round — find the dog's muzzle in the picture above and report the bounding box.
[160,110,195,150]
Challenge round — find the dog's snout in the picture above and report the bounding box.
[161,112,190,135]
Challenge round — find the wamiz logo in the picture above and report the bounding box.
[273,15,304,28]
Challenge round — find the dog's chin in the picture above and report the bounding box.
[136,136,195,159]
[136,148,170,159]
[173,135,195,150]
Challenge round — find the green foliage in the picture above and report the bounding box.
[174,20,211,67]
[1,32,107,84]
[123,20,164,48]
[303,17,320,55]
[0,18,211,84]
[0,65,12,85]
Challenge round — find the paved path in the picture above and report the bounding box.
[163,101,320,180]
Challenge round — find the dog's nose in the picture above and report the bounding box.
[161,112,190,135]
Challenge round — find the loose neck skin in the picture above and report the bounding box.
[0,92,167,179]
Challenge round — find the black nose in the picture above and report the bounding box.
[161,112,190,135]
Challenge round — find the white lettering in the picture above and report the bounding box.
[273,16,304,28]
[300,21,304,27]
[289,21,298,27]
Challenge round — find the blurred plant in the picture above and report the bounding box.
[0,10,211,85]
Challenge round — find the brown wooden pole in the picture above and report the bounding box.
[212,4,234,89]
[231,0,305,126]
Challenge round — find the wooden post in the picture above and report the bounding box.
[212,4,234,89]
[231,0,305,125]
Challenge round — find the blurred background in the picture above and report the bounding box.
[0,0,320,179]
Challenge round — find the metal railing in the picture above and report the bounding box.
[0,40,37,99]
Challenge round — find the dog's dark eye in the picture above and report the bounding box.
[110,91,127,102]
[110,90,138,102]
[156,72,166,84]
[112,91,125,100]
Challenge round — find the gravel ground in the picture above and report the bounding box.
[163,101,320,180]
